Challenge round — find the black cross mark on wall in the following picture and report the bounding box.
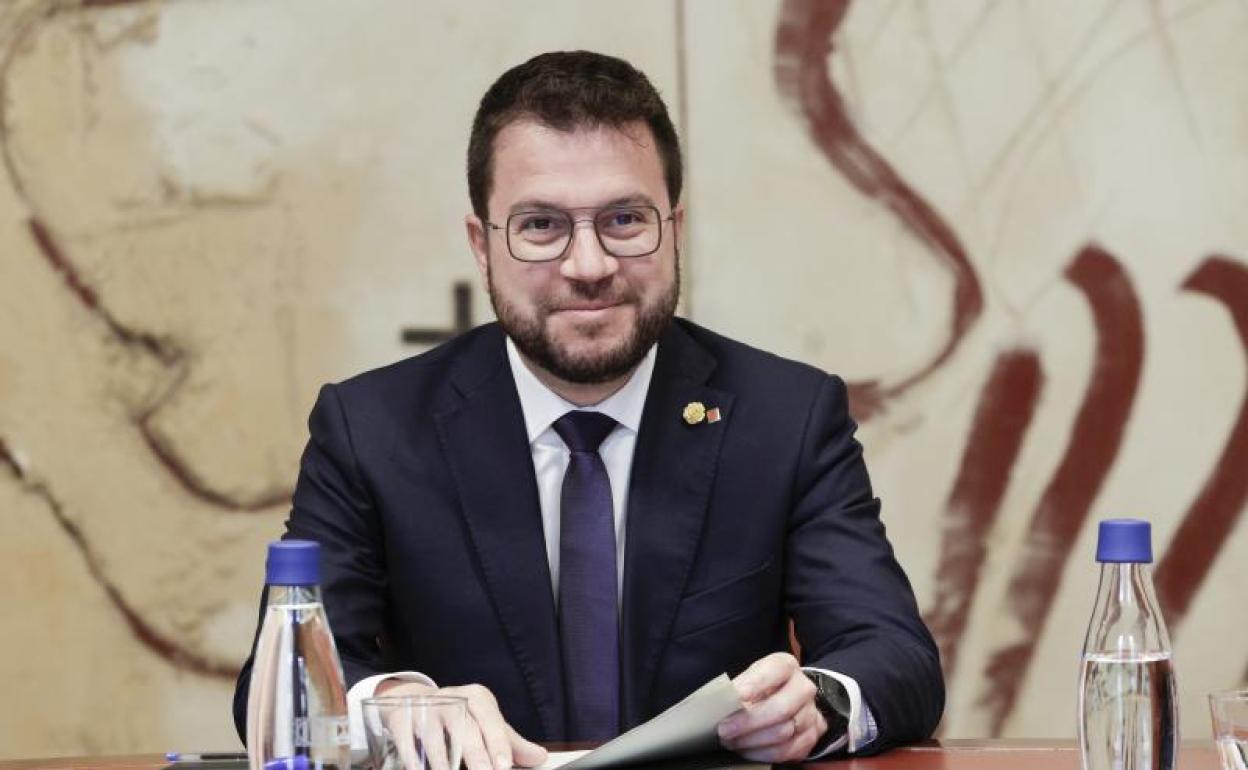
[401,281,474,345]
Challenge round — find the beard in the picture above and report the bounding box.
[488,261,679,385]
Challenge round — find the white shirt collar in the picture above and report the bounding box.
[505,336,656,443]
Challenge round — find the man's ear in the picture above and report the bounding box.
[673,206,686,256]
[465,214,490,285]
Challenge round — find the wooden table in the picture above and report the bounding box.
[840,739,1219,768]
[0,741,1223,770]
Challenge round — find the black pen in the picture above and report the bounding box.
[165,752,248,762]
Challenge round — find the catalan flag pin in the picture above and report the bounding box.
[706,407,722,423]
[682,401,706,425]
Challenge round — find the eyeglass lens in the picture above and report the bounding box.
[505,205,662,261]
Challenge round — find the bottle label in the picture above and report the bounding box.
[291,716,349,748]
[293,717,311,747]
[315,716,351,747]
[331,716,350,747]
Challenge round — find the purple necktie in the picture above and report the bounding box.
[553,410,620,741]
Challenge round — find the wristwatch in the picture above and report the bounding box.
[804,670,850,743]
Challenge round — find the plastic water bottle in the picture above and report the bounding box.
[246,540,350,770]
[1078,519,1178,770]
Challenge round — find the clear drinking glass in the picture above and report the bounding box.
[362,695,467,770]
[1210,689,1248,770]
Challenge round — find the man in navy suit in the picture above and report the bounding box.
[234,51,942,767]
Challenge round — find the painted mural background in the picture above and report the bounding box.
[1,0,1244,756]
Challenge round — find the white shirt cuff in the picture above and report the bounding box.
[802,667,878,758]
[347,671,436,753]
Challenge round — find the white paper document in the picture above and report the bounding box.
[537,674,743,770]
[536,750,591,770]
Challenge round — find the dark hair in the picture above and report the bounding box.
[467,50,683,218]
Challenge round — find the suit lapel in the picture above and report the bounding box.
[433,326,566,739]
[620,322,734,727]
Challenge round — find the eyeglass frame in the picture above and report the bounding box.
[483,203,679,263]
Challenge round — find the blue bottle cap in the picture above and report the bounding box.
[264,756,310,770]
[265,540,321,586]
[1095,518,1153,563]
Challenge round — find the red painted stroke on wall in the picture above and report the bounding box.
[28,217,178,364]
[1155,256,1248,630]
[925,349,1043,685]
[28,218,291,512]
[773,0,983,421]
[2,8,291,512]
[0,437,237,679]
[978,246,1144,736]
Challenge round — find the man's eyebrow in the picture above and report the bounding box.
[508,198,563,214]
[602,194,658,208]
[507,194,659,214]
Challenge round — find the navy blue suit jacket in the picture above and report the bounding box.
[233,319,943,749]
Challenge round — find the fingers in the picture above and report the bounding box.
[733,712,824,764]
[383,681,545,770]
[507,724,549,768]
[729,702,827,762]
[731,652,799,703]
[729,708,801,750]
[731,701,824,750]
[375,678,448,770]
[471,687,514,770]
[417,711,452,770]
[442,685,504,770]
[443,683,544,770]
[383,705,421,770]
[458,714,493,770]
[720,655,830,763]
[720,662,813,738]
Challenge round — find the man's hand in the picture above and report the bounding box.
[376,679,548,770]
[717,652,828,763]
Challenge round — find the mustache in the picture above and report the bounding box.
[543,281,637,309]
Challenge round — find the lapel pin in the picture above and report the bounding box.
[682,401,706,425]
[706,407,721,423]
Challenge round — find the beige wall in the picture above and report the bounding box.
[1,0,1244,756]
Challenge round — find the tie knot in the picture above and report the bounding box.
[553,411,617,453]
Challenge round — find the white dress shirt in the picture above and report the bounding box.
[345,337,875,756]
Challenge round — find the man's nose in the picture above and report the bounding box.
[560,219,619,283]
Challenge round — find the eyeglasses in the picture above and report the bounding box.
[484,204,676,263]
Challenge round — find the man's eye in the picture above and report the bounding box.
[600,208,650,232]
[520,217,553,231]
[514,214,569,236]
